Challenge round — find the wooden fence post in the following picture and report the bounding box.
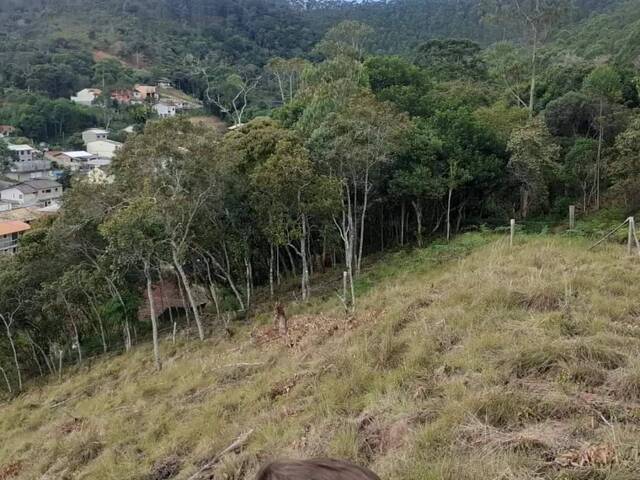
[629,217,635,255]
[510,219,515,248]
[569,205,575,230]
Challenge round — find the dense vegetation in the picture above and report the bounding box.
[3,0,640,387]
[1,1,640,477]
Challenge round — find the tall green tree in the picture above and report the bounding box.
[583,65,622,210]
[482,0,570,116]
[507,117,561,218]
[251,137,339,300]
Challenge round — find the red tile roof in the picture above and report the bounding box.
[0,221,31,236]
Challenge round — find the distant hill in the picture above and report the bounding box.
[553,0,640,65]
[0,0,632,71]
[303,0,629,55]
[0,0,637,110]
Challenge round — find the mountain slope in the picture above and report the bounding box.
[2,233,640,479]
[553,0,640,65]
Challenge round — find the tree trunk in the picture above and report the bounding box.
[596,99,604,211]
[400,200,406,246]
[28,335,54,375]
[356,170,370,276]
[337,182,356,311]
[172,246,205,341]
[0,366,11,394]
[29,339,43,377]
[446,187,453,242]
[220,244,246,311]
[380,206,384,252]
[210,284,221,321]
[202,256,221,322]
[144,262,161,371]
[521,187,530,219]
[244,255,252,312]
[285,245,297,275]
[2,317,22,392]
[412,200,423,247]
[528,26,538,118]
[300,214,311,300]
[124,320,132,352]
[72,320,82,365]
[85,291,108,354]
[269,243,275,298]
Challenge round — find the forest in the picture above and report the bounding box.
[1,0,640,389]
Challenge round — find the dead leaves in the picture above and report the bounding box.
[0,462,21,480]
[252,311,373,351]
[269,373,304,400]
[555,444,617,468]
[58,416,86,435]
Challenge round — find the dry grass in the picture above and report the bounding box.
[2,233,640,479]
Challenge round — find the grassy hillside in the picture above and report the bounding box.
[2,232,640,479]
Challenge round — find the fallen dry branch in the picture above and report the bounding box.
[214,362,265,370]
[187,429,254,480]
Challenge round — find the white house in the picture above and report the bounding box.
[0,221,31,255]
[86,139,122,160]
[0,179,63,207]
[153,102,177,118]
[8,144,36,163]
[71,88,102,106]
[82,128,109,145]
[6,159,55,182]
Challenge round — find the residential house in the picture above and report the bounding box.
[5,159,56,182]
[134,85,158,102]
[71,88,103,106]
[0,125,16,138]
[0,179,63,207]
[157,78,172,88]
[0,221,31,255]
[46,150,97,170]
[0,205,48,224]
[110,89,134,105]
[153,102,177,118]
[86,139,122,160]
[8,144,36,163]
[82,128,109,145]
[86,158,112,172]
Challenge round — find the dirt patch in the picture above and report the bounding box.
[59,417,86,435]
[269,373,305,400]
[0,462,22,480]
[252,310,379,351]
[92,49,149,69]
[357,413,411,459]
[146,456,181,480]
